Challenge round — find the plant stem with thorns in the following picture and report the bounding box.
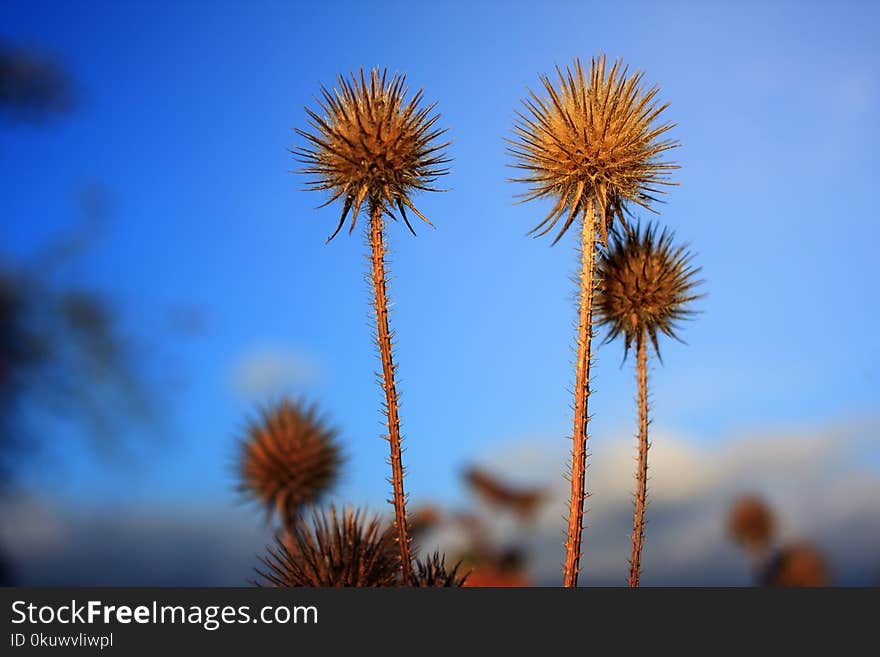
[563,204,597,588]
[368,200,414,585]
[629,331,650,587]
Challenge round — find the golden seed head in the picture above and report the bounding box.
[256,507,400,587]
[238,398,342,527]
[509,54,679,244]
[728,495,776,549]
[596,222,701,357]
[294,68,450,241]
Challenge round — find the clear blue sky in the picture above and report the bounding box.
[3,0,878,514]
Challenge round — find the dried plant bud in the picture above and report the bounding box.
[238,398,342,527]
[294,68,450,241]
[256,507,399,587]
[596,221,702,358]
[411,551,468,587]
[463,467,546,521]
[728,495,776,549]
[509,54,678,244]
[762,543,830,587]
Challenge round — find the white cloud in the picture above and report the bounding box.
[229,344,320,399]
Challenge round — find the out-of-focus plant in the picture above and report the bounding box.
[293,68,450,584]
[596,222,701,586]
[412,551,469,587]
[727,494,831,587]
[0,42,74,122]
[509,55,678,586]
[256,506,400,587]
[762,543,829,586]
[237,398,342,534]
[463,466,547,523]
[238,399,464,587]
[0,242,154,486]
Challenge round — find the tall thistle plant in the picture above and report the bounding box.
[294,69,450,584]
[596,222,701,586]
[509,55,678,586]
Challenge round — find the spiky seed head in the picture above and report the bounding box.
[294,68,450,241]
[238,398,342,527]
[596,221,701,358]
[728,495,776,549]
[762,543,830,587]
[509,54,678,245]
[256,506,399,587]
[412,551,469,587]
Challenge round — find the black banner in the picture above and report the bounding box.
[1,587,874,653]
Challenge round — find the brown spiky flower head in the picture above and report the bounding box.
[597,222,702,358]
[412,551,469,587]
[509,55,678,244]
[256,507,399,587]
[238,398,342,529]
[294,68,450,240]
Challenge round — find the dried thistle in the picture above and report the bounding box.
[596,222,700,587]
[294,68,450,584]
[256,506,399,587]
[238,398,342,531]
[294,68,450,241]
[509,54,678,587]
[411,551,468,587]
[597,222,701,359]
[509,55,678,245]
[728,495,776,550]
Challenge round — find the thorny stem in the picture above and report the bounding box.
[629,331,649,587]
[563,203,597,588]
[368,200,414,585]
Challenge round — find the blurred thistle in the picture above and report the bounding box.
[728,495,776,551]
[238,398,342,531]
[412,551,468,587]
[408,504,442,539]
[596,222,701,587]
[256,507,399,587]
[464,466,546,522]
[762,542,830,587]
[509,54,678,587]
[293,68,450,584]
[0,43,74,122]
[462,550,532,588]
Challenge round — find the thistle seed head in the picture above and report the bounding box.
[596,221,701,358]
[294,68,450,241]
[762,543,830,587]
[728,495,776,550]
[412,551,468,587]
[509,55,678,244]
[238,398,342,527]
[256,506,400,587]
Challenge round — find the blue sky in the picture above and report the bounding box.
[3,0,878,518]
